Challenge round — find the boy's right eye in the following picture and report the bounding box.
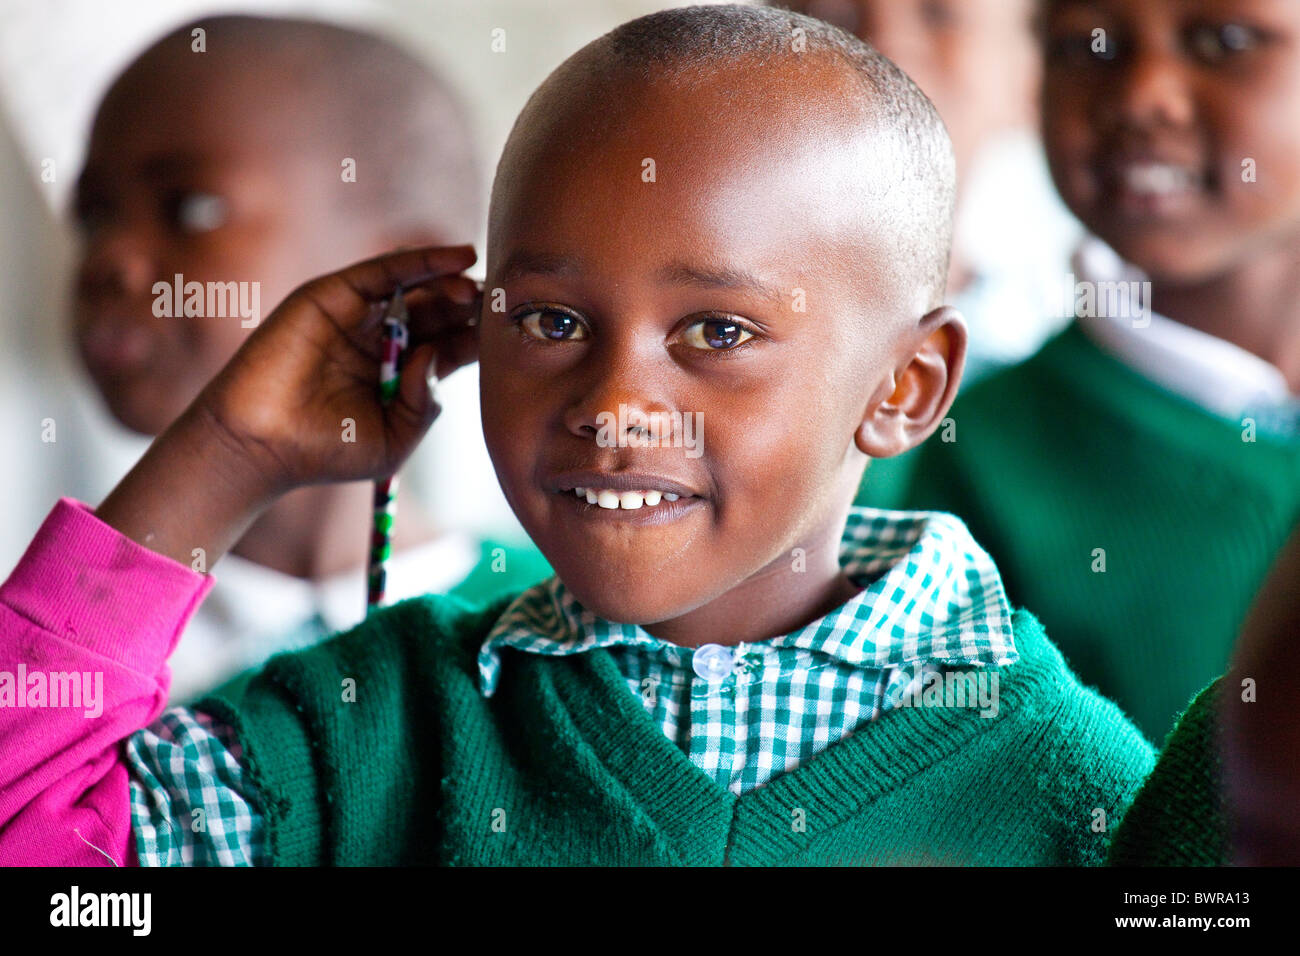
[516,307,589,342]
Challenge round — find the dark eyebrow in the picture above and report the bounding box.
[498,250,784,303]
[496,250,581,285]
[136,151,211,181]
[74,150,212,200]
[654,261,785,302]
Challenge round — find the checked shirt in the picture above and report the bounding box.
[126,507,1016,864]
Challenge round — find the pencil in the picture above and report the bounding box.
[367,288,410,610]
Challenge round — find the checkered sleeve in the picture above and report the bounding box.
[125,707,267,866]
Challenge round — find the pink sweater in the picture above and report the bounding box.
[0,499,212,866]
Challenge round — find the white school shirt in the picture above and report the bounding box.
[1072,238,1298,423]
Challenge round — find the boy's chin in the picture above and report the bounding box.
[557,575,699,629]
[100,385,177,438]
[1098,231,1234,287]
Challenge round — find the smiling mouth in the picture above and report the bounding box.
[550,472,705,521]
[79,320,153,374]
[570,486,682,510]
[1119,161,1203,193]
[1100,159,1212,216]
[556,487,704,524]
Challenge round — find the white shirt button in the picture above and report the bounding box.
[692,644,735,681]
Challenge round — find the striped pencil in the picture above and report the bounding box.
[367,288,410,610]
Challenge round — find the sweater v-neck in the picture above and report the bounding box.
[546,615,1057,865]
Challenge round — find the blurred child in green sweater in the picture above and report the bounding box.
[863,0,1300,744]
[72,15,549,701]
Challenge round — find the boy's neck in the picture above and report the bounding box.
[1151,244,1300,393]
[642,534,861,649]
[230,481,439,581]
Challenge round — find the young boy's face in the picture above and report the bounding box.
[478,58,956,631]
[73,53,384,435]
[1042,0,1300,282]
[784,0,1039,183]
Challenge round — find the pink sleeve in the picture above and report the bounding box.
[0,499,213,866]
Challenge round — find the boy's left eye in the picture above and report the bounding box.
[681,317,754,351]
[919,0,959,31]
[1186,22,1263,63]
[165,191,228,234]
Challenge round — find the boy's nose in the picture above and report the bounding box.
[1106,50,1195,131]
[77,229,156,302]
[563,373,678,447]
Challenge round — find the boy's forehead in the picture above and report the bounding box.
[90,47,319,164]
[490,58,913,299]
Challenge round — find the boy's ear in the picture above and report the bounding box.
[855,306,966,459]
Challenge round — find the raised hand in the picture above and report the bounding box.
[97,245,481,570]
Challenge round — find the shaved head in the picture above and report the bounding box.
[105,15,482,239]
[491,3,956,309]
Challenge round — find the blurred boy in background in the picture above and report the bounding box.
[779,0,1078,506]
[879,0,1300,743]
[780,0,1072,382]
[72,15,548,701]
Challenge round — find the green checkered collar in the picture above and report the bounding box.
[477,507,1017,695]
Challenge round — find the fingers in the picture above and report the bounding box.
[402,283,481,341]
[397,343,443,432]
[296,245,479,328]
[431,325,479,380]
[393,330,477,437]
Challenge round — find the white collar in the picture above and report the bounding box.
[1072,238,1295,421]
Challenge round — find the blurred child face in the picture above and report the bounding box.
[479,62,941,628]
[784,0,1039,181]
[73,56,381,435]
[1042,0,1300,282]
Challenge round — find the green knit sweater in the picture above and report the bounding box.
[863,325,1300,743]
[448,537,552,606]
[1107,679,1227,866]
[200,593,1155,866]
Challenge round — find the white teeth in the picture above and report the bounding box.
[1122,163,1197,196]
[573,487,685,509]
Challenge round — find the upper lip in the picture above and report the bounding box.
[1100,147,1206,176]
[548,470,704,498]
